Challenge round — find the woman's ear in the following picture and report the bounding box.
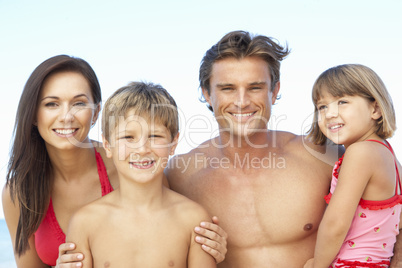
[91,103,101,127]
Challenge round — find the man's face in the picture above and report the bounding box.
[203,56,279,139]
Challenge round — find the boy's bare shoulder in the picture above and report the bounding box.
[164,188,210,222]
[68,193,116,232]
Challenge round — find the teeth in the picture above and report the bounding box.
[55,129,76,135]
[232,112,254,117]
[132,161,153,166]
[330,125,343,130]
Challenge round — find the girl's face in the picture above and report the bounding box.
[316,88,382,148]
[36,71,100,152]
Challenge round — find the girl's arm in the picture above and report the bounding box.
[312,144,375,268]
[2,185,49,268]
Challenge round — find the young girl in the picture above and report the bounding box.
[305,64,402,268]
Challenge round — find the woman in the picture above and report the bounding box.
[3,55,227,267]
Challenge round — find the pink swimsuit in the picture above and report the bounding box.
[34,149,113,266]
[325,140,402,268]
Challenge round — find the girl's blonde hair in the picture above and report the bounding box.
[307,64,396,145]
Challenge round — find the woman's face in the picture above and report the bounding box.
[36,71,99,152]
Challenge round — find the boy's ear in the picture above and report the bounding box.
[371,101,382,120]
[102,135,113,158]
[169,132,180,156]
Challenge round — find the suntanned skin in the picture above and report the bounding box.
[66,112,216,268]
[166,57,341,267]
[66,185,215,268]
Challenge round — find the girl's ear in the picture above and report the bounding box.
[371,101,382,120]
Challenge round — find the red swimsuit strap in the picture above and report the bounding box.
[366,139,401,195]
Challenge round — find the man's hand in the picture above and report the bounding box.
[194,216,228,264]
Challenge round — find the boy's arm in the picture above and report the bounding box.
[65,210,93,268]
[187,207,217,268]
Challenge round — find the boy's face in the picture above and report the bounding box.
[103,109,178,183]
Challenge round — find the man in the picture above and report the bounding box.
[166,31,402,267]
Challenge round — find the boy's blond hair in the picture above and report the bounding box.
[102,82,179,142]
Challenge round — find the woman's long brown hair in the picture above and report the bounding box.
[6,55,102,255]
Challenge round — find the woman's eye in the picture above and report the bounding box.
[45,102,58,107]
[74,101,87,106]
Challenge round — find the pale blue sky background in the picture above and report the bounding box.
[0,0,401,220]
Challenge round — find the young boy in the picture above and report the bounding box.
[66,82,216,268]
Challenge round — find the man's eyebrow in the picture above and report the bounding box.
[215,83,235,88]
[249,81,267,86]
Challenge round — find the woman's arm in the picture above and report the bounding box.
[2,185,49,268]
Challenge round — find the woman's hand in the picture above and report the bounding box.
[55,243,83,268]
[303,258,314,268]
[194,216,228,264]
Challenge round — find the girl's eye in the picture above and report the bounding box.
[317,105,326,111]
[339,100,347,105]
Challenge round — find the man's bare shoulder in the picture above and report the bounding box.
[274,131,343,166]
[166,139,216,181]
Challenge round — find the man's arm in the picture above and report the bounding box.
[390,225,402,267]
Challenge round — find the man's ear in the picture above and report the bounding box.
[371,101,382,120]
[271,81,280,105]
[201,87,211,105]
[169,132,180,156]
[102,134,113,158]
